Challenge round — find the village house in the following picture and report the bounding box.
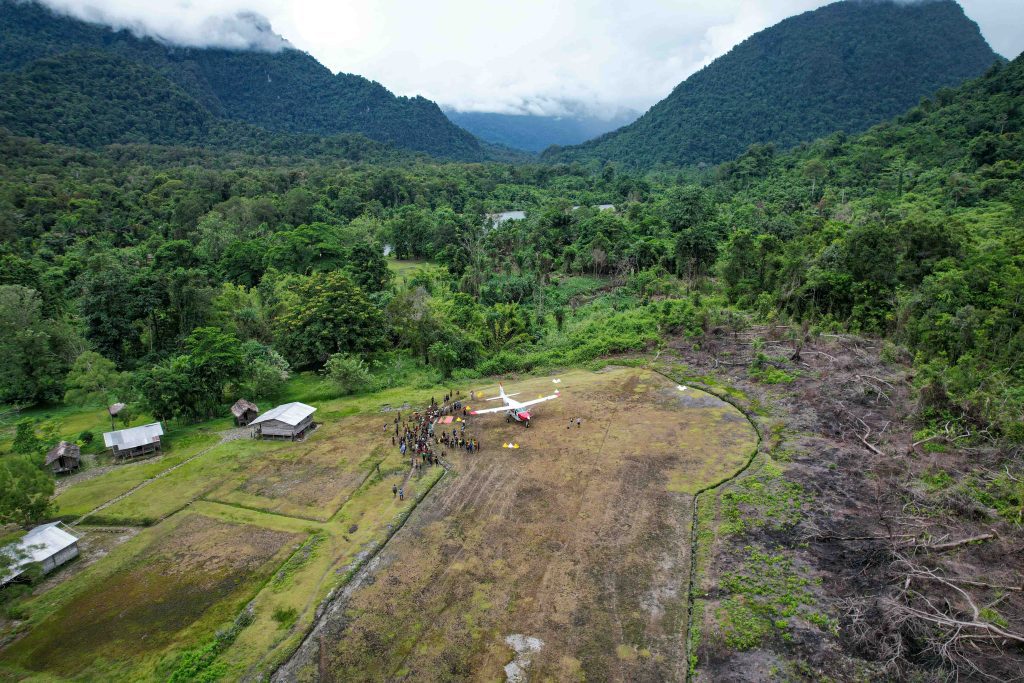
[103,422,163,459]
[45,441,81,475]
[230,399,259,427]
[250,402,316,441]
[1,522,80,585]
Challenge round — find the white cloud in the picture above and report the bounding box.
[34,0,1024,117]
[37,0,291,51]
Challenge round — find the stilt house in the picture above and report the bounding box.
[45,441,81,474]
[250,402,316,440]
[103,422,163,459]
[1,523,80,585]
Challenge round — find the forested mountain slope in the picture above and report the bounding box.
[545,0,1000,168]
[0,0,485,160]
[707,53,1024,432]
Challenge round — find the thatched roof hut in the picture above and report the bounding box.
[230,399,259,426]
[45,441,81,474]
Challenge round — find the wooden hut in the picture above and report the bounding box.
[250,402,316,441]
[230,399,259,426]
[103,422,163,459]
[1,522,80,585]
[45,441,81,475]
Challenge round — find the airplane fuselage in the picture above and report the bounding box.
[470,383,557,427]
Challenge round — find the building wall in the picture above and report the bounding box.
[259,415,314,438]
[41,543,79,574]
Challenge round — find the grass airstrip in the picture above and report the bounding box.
[0,367,756,681]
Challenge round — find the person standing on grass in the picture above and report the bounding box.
[392,484,397,497]
[399,487,404,501]
[576,417,582,428]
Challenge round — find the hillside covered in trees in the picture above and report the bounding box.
[545,0,1001,168]
[0,0,486,160]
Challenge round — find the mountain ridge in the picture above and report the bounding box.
[545,0,1001,168]
[0,0,486,160]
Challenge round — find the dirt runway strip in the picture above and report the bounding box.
[275,368,756,681]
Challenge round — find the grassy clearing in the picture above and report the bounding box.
[5,367,756,681]
[215,465,445,679]
[88,439,268,525]
[387,258,439,279]
[206,415,404,521]
[52,427,222,519]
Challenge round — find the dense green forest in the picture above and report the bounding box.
[2,49,1021,436]
[545,0,1000,168]
[0,0,486,160]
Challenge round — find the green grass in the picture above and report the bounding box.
[716,546,829,651]
[720,459,809,536]
[53,427,223,519]
[91,439,260,525]
[0,512,302,681]
[387,259,439,279]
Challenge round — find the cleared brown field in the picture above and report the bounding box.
[282,367,757,681]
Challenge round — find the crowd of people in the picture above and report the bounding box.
[388,392,486,501]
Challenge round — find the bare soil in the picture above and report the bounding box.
[277,368,756,681]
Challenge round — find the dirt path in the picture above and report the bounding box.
[70,428,250,527]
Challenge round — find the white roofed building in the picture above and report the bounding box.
[103,422,163,459]
[250,402,316,441]
[1,522,80,585]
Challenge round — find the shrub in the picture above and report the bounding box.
[324,354,374,395]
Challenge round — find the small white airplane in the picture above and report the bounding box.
[469,383,560,427]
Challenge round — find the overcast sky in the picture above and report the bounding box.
[37,0,1024,119]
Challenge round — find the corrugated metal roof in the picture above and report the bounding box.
[486,210,526,226]
[1,523,79,583]
[250,402,316,427]
[103,422,163,450]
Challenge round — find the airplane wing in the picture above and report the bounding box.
[468,405,510,415]
[513,392,560,409]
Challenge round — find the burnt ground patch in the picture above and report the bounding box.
[661,327,1024,681]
